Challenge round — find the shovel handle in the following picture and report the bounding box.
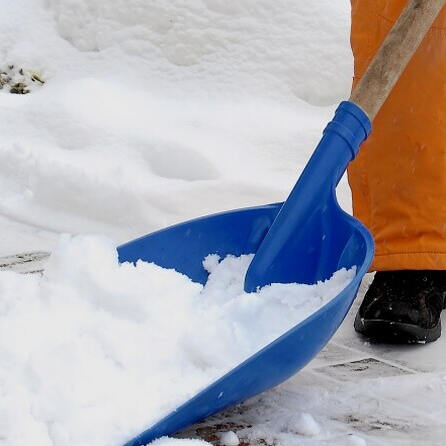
[350,0,445,121]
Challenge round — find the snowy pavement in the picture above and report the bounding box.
[3,254,446,446]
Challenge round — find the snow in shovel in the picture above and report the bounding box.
[0,234,354,446]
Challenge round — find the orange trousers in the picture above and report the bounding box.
[348,0,446,271]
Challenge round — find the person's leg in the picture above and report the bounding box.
[348,0,446,342]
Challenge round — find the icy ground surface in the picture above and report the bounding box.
[0,236,354,446]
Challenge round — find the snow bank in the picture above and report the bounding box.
[0,234,354,446]
[47,0,351,105]
[0,0,352,254]
[219,431,239,446]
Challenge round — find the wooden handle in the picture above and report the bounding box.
[349,0,445,121]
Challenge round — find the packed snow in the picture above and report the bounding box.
[0,234,354,446]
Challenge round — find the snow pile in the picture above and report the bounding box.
[47,0,351,105]
[0,0,352,254]
[0,234,354,446]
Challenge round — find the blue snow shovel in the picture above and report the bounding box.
[118,1,444,445]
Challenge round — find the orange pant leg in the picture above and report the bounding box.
[348,0,446,271]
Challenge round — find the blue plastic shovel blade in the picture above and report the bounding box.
[117,101,374,446]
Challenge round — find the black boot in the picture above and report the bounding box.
[354,270,446,343]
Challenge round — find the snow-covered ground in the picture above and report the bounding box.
[0,0,352,254]
[2,1,444,446]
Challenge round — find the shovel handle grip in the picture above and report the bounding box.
[350,0,445,121]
